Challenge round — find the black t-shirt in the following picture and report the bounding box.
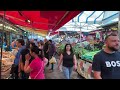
[63,53,74,67]
[92,50,120,79]
[49,44,56,56]
[43,42,49,52]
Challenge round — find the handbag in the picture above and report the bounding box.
[29,61,44,79]
[49,56,56,64]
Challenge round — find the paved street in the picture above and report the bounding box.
[45,58,83,79]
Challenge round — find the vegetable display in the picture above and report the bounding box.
[57,43,89,59]
[81,50,100,61]
[56,44,65,55]
[56,43,100,61]
[73,44,88,59]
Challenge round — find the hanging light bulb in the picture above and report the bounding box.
[0,24,3,26]
[28,20,30,23]
[25,19,31,24]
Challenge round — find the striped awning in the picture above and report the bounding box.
[59,11,119,32]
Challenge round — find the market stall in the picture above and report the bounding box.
[1,50,16,79]
[0,12,24,79]
[58,11,119,79]
[0,11,81,79]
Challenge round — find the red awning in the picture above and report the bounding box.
[40,11,80,31]
[50,31,59,36]
[0,11,48,30]
[0,11,81,34]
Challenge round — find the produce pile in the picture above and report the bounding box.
[81,50,100,61]
[2,51,15,69]
[56,44,65,55]
[73,44,88,59]
[1,51,15,79]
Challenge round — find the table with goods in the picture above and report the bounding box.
[77,50,100,79]
[1,49,17,79]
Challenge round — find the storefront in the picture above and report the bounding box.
[0,22,23,51]
[0,16,24,79]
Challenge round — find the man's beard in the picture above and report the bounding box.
[108,46,119,51]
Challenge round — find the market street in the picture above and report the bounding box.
[45,57,83,79]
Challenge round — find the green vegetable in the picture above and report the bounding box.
[56,43,100,61]
[81,50,100,61]
[57,44,65,55]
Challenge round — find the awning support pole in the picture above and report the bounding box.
[0,11,6,79]
[80,23,82,55]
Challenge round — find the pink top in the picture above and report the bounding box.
[29,57,45,79]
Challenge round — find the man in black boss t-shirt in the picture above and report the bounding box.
[92,33,120,79]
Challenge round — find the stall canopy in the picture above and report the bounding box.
[0,11,80,36]
[58,11,119,32]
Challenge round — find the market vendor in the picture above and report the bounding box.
[4,45,12,51]
[3,41,7,51]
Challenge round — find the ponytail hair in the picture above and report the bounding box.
[38,49,44,61]
[30,46,44,61]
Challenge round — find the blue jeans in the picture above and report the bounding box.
[63,66,73,79]
[51,63,54,70]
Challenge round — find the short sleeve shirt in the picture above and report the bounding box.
[14,46,26,65]
[29,57,45,79]
[92,50,120,79]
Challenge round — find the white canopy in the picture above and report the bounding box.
[57,11,119,32]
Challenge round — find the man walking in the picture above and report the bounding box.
[92,33,120,79]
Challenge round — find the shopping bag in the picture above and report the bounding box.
[49,56,56,64]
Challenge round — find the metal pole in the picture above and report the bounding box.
[79,23,81,44]
[0,11,6,79]
[80,23,82,55]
